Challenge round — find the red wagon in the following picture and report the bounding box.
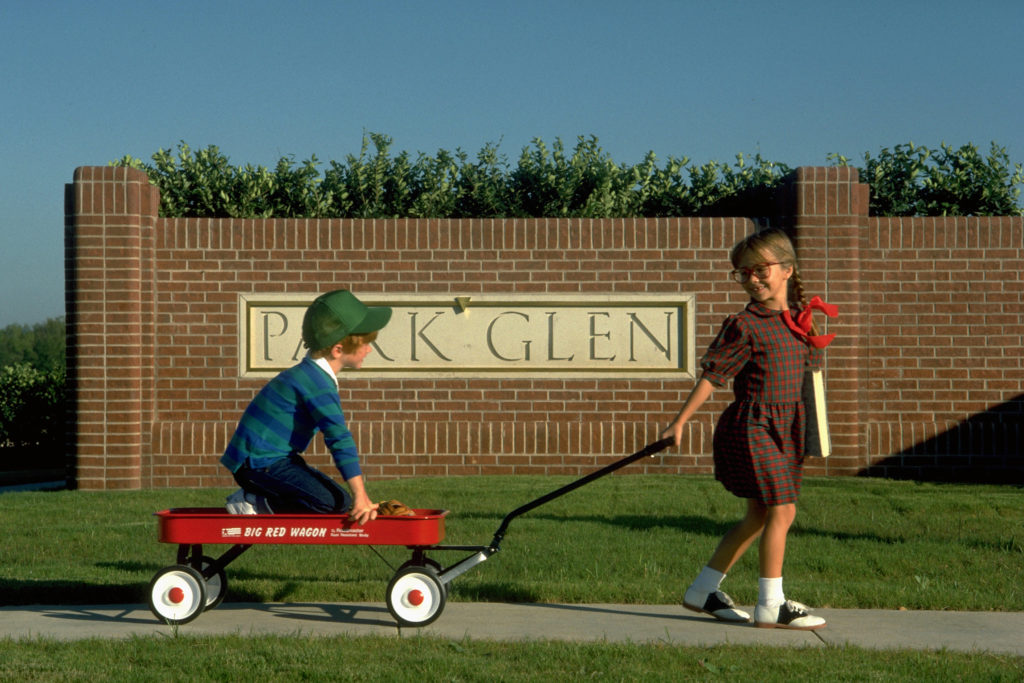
[150,508,458,627]
[148,439,672,628]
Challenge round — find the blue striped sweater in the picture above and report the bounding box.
[220,357,361,480]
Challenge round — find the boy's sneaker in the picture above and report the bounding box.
[683,587,751,623]
[249,493,274,516]
[246,491,276,511]
[754,600,827,630]
[225,488,257,514]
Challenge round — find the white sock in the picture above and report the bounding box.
[691,566,726,594]
[758,577,785,606]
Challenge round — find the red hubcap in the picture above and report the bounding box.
[408,589,424,606]
[168,587,185,604]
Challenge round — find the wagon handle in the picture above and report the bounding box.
[487,437,674,552]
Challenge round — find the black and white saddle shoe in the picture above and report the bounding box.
[683,588,752,623]
[754,600,827,630]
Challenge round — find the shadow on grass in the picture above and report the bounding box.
[0,577,544,609]
[97,559,388,588]
[0,579,147,606]
[449,510,736,535]
[0,576,287,607]
[96,560,380,604]
[464,511,903,546]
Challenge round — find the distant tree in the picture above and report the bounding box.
[0,317,65,372]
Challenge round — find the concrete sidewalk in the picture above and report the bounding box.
[2,602,1022,656]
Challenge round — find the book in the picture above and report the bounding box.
[802,368,832,458]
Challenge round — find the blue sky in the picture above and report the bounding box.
[2,0,1021,327]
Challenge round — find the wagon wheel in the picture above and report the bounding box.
[195,555,227,611]
[396,556,446,597]
[148,565,208,625]
[398,556,443,574]
[386,565,446,627]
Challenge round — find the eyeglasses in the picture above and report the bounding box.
[730,262,782,283]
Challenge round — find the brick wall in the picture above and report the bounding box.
[861,215,1023,480]
[64,166,1024,489]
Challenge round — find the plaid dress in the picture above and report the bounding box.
[701,302,821,505]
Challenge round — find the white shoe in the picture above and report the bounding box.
[754,600,826,630]
[244,491,274,514]
[225,488,257,515]
[683,587,751,623]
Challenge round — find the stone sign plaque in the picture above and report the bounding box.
[240,293,695,379]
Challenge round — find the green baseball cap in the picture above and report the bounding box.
[301,289,392,350]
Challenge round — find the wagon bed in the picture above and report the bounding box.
[155,507,448,546]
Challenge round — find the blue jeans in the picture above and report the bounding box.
[233,454,352,514]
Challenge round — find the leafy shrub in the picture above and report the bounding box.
[112,135,798,219]
[114,135,1023,219]
[0,364,66,450]
[829,142,1024,216]
[0,319,67,476]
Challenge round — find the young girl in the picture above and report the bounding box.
[662,228,835,630]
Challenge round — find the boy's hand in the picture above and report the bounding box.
[346,475,378,525]
[349,500,378,525]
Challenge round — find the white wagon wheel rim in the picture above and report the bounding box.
[387,568,444,625]
[150,567,206,623]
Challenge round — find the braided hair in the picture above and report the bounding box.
[729,228,820,337]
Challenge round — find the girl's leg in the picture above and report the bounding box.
[683,498,766,623]
[758,503,795,578]
[754,503,826,630]
[707,498,768,573]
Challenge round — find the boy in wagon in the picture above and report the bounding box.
[222,289,391,525]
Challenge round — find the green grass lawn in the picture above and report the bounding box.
[1,474,1022,680]
[3,635,1023,682]
[2,475,1021,610]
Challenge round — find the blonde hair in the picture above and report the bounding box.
[730,228,820,336]
[312,330,379,358]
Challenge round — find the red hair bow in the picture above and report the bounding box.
[782,296,837,348]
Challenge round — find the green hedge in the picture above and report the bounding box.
[112,134,794,219]
[0,364,65,449]
[829,141,1024,216]
[113,134,1023,219]
[0,364,66,479]
[0,319,66,477]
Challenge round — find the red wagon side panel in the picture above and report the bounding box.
[155,508,448,546]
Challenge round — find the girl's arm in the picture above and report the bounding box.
[661,377,716,446]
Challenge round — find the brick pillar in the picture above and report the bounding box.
[65,167,158,489]
[778,167,871,475]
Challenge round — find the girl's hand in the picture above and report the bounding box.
[662,378,715,448]
[661,422,683,447]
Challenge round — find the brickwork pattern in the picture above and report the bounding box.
[65,167,1024,489]
[862,215,1023,480]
